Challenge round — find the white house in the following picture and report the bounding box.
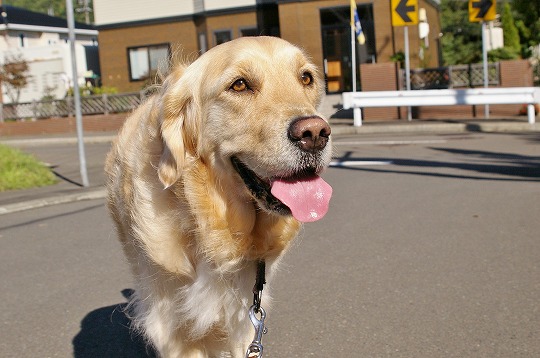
[0,5,99,104]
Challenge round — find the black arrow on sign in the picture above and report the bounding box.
[396,0,415,23]
[472,0,493,19]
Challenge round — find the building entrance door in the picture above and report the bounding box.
[322,27,352,93]
[320,5,375,94]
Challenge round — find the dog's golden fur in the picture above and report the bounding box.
[105,36,331,357]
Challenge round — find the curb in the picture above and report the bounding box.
[0,135,115,147]
[1,122,538,147]
[0,188,107,216]
[330,122,540,135]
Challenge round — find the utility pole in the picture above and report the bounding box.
[76,0,92,24]
[66,0,89,187]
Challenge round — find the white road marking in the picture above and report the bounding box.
[334,139,447,146]
[330,160,393,167]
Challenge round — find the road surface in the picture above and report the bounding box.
[1,131,538,357]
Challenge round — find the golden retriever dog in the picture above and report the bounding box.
[105,36,332,357]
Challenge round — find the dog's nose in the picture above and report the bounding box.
[288,116,331,152]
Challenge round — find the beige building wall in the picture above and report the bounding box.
[278,1,326,69]
[93,0,194,26]
[203,0,256,12]
[206,12,258,45]
[279,0,441,70]
[98,21,198,92]
[94,0,257,26]
[96,0,441,92]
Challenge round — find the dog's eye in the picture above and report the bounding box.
[230,79,248,92]
[301,72,313,86]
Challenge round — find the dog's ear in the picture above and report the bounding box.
[157,70,200,189]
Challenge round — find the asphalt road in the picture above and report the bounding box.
[0,131,539,357]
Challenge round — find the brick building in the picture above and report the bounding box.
[93,0,442,94]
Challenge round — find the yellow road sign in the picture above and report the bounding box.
[391,0,418,26]
[469,0,496,22]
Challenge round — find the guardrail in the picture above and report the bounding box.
[342,87,540,126]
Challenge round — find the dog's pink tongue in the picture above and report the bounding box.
[271,176,332,222]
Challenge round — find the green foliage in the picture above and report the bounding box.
[512,0,540,58]
[500,2,520,54]
[66,85,118,97]
[40,86,56,101]
[0,144,57,192]
[90,86,118,95]
[440,0,540,64]
[488,47,519,62]
[390,51,405,68]
[534,60,540,86]
[440,0,482,65]
[3,0,93,24]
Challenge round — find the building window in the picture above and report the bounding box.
[214,30,232,46]
[240,28,258,37]
[127,43,170,81]
[19,33,26,47]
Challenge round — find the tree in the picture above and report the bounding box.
[512,0,540,57]
[440,0,482,65]
[0,54,31,103]
[488,2,520,62]
[501,2,520,54]
[3,0,93,24]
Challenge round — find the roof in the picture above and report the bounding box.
[0,5,95,31]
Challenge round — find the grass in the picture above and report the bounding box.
[0,144,57,192]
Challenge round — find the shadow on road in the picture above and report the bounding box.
[0,203,104,231]
[73,289,156,358]
[332,147,540,182]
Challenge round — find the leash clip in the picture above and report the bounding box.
[245,304,267,358]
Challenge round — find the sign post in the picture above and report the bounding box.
[469,0,496,119]
[404,26,411,121]
[391,0,418,121]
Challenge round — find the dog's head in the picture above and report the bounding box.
[158,36,332,222]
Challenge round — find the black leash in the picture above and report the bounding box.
[252,260,266,313]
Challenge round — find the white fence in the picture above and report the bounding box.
[342,87,540,126]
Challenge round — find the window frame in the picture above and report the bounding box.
[213,29,233,46]
[240,27,259,37]
[127,43,170,82]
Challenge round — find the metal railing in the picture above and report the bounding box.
[0,91,147,122]
[401,63,500,90]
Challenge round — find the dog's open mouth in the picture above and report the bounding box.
[231,156,332,222]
